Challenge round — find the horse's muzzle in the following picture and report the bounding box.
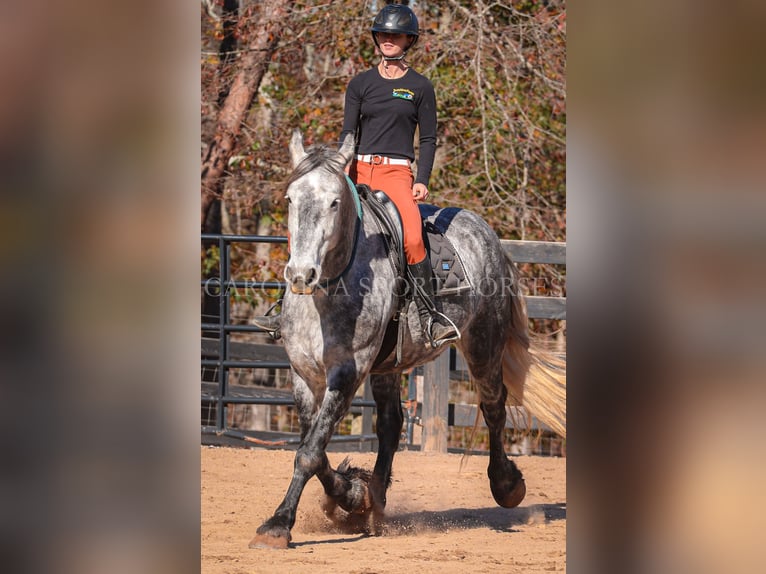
[285,265,318,295]
[290,281,315,295]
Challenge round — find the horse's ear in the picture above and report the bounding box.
[337,132,355,167]
[289,129,307,168]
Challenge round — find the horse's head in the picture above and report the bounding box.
[283,129,356,294]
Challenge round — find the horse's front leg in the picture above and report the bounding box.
[308,366,378,520]
[317,373,402,534]
[249,366,359,549]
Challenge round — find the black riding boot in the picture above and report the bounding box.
[252,313,281,339]
[408,258,460,348]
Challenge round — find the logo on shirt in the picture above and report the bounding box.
[392,88,414,101]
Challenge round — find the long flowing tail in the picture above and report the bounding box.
[502,255,567,438]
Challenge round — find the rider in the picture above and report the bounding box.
[253,3,459,348]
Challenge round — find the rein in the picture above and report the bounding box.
[315,175,362,290]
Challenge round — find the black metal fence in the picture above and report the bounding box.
[200,233,565,452]
[201,233,379,449]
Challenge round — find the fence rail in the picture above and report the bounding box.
[201,233,565,451]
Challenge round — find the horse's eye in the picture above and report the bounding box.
[285,195,291,204]
[330,199,339,209]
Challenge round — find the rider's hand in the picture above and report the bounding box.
[412,183,429,201]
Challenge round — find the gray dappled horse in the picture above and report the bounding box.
[250,130,563,548]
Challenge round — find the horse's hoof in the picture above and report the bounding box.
[489,458,527,509]
[335,458,374,514]
[344,478,373,515]
[321,496,338,518]
[370,507,386,536]
[249,522,292,549]
[497,478,526,508]
[248,531,291,549]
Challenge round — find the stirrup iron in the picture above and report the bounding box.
[252,300,282,340]
[426,311,461,348]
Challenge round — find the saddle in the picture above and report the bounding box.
[357,184,408,289]
[357,185,470,297]
[356,185,469,365]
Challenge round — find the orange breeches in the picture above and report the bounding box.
[349,160,426,265]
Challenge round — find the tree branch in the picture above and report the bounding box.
[201,1,290,229]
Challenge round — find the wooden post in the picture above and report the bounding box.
[420,352,450,453]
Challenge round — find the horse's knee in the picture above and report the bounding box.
[295,449,324,476]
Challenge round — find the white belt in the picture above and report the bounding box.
[356,154,410,166]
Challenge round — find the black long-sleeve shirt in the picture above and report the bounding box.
[340,67,437,187]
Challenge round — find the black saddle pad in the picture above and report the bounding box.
[420,206,471,296]
[360,193,470,297]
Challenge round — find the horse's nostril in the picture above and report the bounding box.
[285,265,318,294]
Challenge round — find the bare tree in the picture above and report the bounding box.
[200,0,566,313]
[201,0,290,229]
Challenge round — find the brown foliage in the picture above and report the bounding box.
[201,0,566,315]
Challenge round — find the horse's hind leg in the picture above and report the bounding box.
[368,373,404,533]
[480,371,526,508]
[463,348,526,508]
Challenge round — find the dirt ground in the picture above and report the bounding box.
[202,445,566,573]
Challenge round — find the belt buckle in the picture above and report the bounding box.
[371,154,384,165]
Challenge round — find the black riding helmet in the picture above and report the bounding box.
[371,4,419,58]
